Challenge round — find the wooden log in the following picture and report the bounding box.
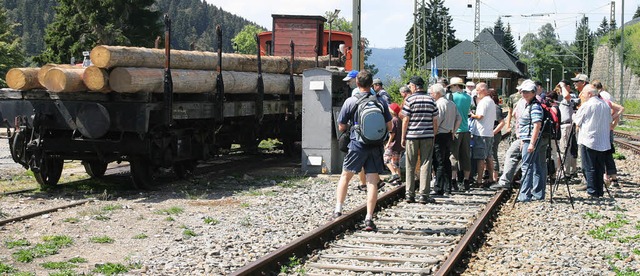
[91,45,329,74]
[6,68,43,90]
[43,68,87,93]
[37,64,78,87]
[83,66,111,93]
[108,67,302,94]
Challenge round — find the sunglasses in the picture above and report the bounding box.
[521,90,535,94]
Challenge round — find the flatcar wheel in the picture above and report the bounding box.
[173,161,196,179]
[32,157,64,187]
[83,161,108,178]
[129,156,156,190]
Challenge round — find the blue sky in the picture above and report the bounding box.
[206,0,637,49]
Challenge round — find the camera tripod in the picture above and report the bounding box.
[548,123,575,208]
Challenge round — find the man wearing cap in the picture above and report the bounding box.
[373,78,391,105]
[449,77,473,190]
[465,81,475,98]
[571,73,589,104]
[402,76,439,204]
[517,80,548,202]
[573,84,611,198]
[429,83,462,195]
[470,82,497,188]
[334,71,392,231]
[490,80,529,190]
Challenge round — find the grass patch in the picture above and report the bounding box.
[89,236,114,244]
[183,228,197,238]
[93,262,129,275]
[240,202,250,208]
[203,217,219,225]
[48,270,77,276]
[5,238,31,249]
[63,217,80,223]
[618,234,640,243]
[258,138,282,150]
[155,206,184,215]
[93,214,111,221]
[164,216,175,222]
[68,257,87,263]
[133,233,148,239]
[612,152,626,160]
[243,188,277,197]
[13,235,73,263]
[102,204,123,211]
[584,212,604,219]
[41,261,77,270]
[279,255,305,274]
[633,249,640,255]
[0,262,17,273]
[588,226,618,241]
[624,100,640,115]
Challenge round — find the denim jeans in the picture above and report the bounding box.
[518,138,549,201]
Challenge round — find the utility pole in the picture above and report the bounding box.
[442,15,449,79]
[411,0,427,71]
[352,0,361,71]
[581,15,589,75]
[608,1,617,98]
[471,0,480,82]
[619,0,625,106]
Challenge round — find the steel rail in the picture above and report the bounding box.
[435,189,509,276]
[231,184,405,276]
[0,199,93,226]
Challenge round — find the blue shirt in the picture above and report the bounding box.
[338,92,392,150]
[452,92,472,133]
[518,101,543,141]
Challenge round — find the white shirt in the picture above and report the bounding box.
[573,96,612,151]
[475,96,497,137]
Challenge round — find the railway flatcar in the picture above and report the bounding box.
[0,18,309,190]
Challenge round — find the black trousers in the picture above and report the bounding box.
[433,133,453,192]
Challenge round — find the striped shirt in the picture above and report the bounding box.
[573,96,612,151]
[435,97,461,133]
[401,91,438,139]
[518,101,543,141]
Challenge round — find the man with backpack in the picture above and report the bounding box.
[333,71,392,232]
[402,76,439,204]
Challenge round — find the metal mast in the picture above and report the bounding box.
[581,15,589,75]
[473,0,480,81]
[442,15,449,79]
[608,1,616,96]
[411,0,427,71]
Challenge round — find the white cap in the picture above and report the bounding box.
[517,79,536,91]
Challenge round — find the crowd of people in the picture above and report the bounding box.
[332,70,622,231]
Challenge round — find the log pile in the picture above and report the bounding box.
[5,45,325,95]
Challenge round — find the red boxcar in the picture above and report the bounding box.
[258,14,353,70]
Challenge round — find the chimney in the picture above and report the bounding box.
[493,26,504,46]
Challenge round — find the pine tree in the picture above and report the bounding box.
[633,5,640,19]
[595,17,610,37]
[503,23,518,56]
[0,5,25,87]
[403,0,458,70]
[35,0,162,64]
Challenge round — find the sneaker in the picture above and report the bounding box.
[451,180,459,191]
[429,190,444,196]
[611,179,620,188]
[405,195,415,203]
[489,183,511,190]
[386,174,400,183]
[576,186,587,191]
[377,180,386,190]
[363,219,377,232]
[417,195,436,204]
[329,211,342,221]
[463,179,471,191]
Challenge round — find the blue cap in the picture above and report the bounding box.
[343,70,359,81]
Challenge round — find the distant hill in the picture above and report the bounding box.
[368,47,405,83]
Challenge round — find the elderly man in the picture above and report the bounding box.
[572,74,589,104]
[430,83,462,195]
[465,81,475,98]
[469,82,496,187]
[573,84,612,198]
[448,77,473,190]
[402,76,439,204]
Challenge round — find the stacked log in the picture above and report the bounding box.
[6,68,43,90]
[91,45,329,74]
[5,45,321,94]
[83,66,111,93]
[109,67,301,95]
[42,68,87,93]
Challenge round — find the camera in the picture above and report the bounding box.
[570,97,580,110]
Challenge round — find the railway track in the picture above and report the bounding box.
[233,187,508,275]
[613,130,640,154]
[622,114,640,120]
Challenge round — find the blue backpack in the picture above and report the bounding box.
[353,93,387,145]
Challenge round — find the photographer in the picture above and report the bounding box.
[557,80,578,179]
